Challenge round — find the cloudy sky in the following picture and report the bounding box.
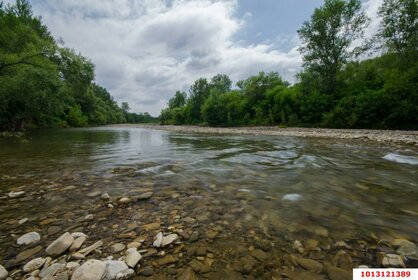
[23,0,382,115]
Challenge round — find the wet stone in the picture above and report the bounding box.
[47,226,62,236]
[15,245,43,263]
[109,243,126,253]
[141,266,154,276]
[46,232,74,256]
[177,267,197,280]
[17,232,41,246]
[251,249,268,262]
[296,257,323,273]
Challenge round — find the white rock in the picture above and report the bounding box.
[65,262,80,271]
[17,232,41,246]
[125,248,142,268]
[84,214,94,221]
[18,218,28,225]
[103,260,129,280]
[71,259,106,280]
[161,234,178,247]
[69,236,86,252]
[101,193,111,200]
[23,257,46,273]
[39,263,65,278]
[46,232,74,256]
[71,232,88,238]
[78,240,103,256]
[378,253,406,268]
[109,243,126,253]
[116,268,134,280]
[0,264,8,280]
[118,197,130,204]
[8,191,25,198]
[153,232,163,247]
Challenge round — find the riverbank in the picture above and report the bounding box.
[112,124,418,146]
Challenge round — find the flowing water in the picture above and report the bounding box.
[1,127,417,277]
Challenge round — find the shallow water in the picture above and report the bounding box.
[1,127,417,273]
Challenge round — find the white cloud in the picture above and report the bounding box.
[29,0,303,115]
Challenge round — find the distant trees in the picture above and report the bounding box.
[160,0,417,129]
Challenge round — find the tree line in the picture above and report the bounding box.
[161,0,417,129]
[0,0,156,131]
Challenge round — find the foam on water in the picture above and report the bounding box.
[282,193,302,201]
[383,153,418,165]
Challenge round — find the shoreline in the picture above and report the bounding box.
[111,124,418,146]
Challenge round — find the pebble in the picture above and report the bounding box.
[109,243,126,253]
[332,250,353,270]
[39,263,65,278]
[69,236,86,252]
[46,232,74,256]
[71,259,106,280]
[23,257,46,273]
[136,192,153,200]
[71,232,88,238]
[0,265,7,280]
[17,232,41,246]
[140,266,154,276]
[78,240,103,256]
[127,242,141,249]
[118,197,130,204]
[177,267,198,280]
[103,260,129,280]
[324,263,352,280]
[15,245,42,262]
[251,249,268,262]
[18,218,28,225]
[101,193,110,200]
[125,248,142,268]
[377,253,406,268]
[293,240,304,253]
[8,191,25,198]
[296,257,323,273]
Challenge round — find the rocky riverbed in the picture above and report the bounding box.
[114,124,418,146]
[1,173,417,280]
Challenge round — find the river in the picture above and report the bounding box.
[1,127,417,278]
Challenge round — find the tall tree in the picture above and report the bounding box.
[378,0,418,60]
[168,91,187,109]
[297,0,369,94]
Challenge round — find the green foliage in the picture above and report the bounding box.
[0,1,149,131]
[297,0,369,94]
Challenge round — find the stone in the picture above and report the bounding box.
[156,255,177,266]
[47,226,62,236]
[71,232,88,238]
[39,263,65,278]
[103,260,129,280]
[195,247,207,256]
[56,272,69,280]
[178,267,198,280]
[183,217,196,224]
[0,264,8,280]
[305,239,319,251]
[296,257,323,273]
[144,223,160,231]
[101,193,110,200]
[66,262,80,271]
[332,250,353,270]
[377,253,406,268]
[393,239,417,256]
[334,241,352,249]
[69,236,86,252]
[206,230,219,239]
[293,240,304,253]
[8,191,25,198]
[153,232,163,247]
[71,259,106,280]
[251,249,268,262]
[125,248,142,268]
[161,233,178,247]
[324,264,352,280]
[78,240,103,256]
[84,214,94,221]
[141,266,154,276]
[17,232,41,245]
[19,218,28,225]
[15,246,43,262]
[136,192,153,200]
[109,243,126,253]
[118,197,130,204]
[71,253,85,260]
[46,232,74,256]
[116,268,134,279]
[23,257,46,273]
[127,242,141,249]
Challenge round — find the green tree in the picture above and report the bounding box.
[297,0,369,94]
[209,74,232,93]
[186,78,210,123]
[168,91,187,109]
[378,0,418,60]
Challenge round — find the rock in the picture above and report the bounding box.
[127,242,141,249]
[125,248,142,268]
[47,226,62,236]
[78,240,103,256]
[324,263,352,280]
[69,236,86,252]
[178,267,198,280]
[118,197,130,204]
[296,257,323,273]
[195,247,207,256]
[332,250,353,270]
[206,230,219,239]
[66,262,80,271]
[84,214,94,221]
[116,268,134,279]
[156,255,177,266]
[153,232,163,247]
[71,232,88,238]
[18,218,28,225]
[109,243,126,253]
[0,264,8,280]
[71,253,85,260]
[101,193,110,200]
[377,253,406,268]
[251,249,268,262]
[293,240,304,253]
[15,245,43,262]
[144,223,160,231]
[103,260,129,280]
[393,239,417,256]
[8,191,25,198]
[56,272,69,280]
[39,263,65,278]
[334,241,352,249]
[285,270,326,280]
[46,232,74,256]
[305,239,319,251]
[183,217,196,224]
[71,259,106,280]
[136,192,153,200]
[17,232,41,245]
[23,257,46,273]
[141,266,154,276]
